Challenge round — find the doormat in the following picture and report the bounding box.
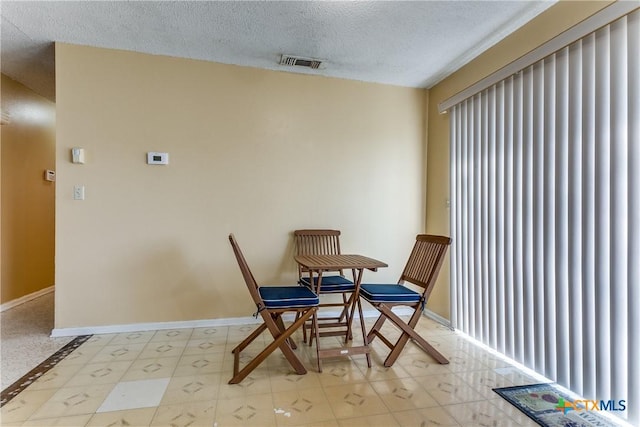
[493,383,625,427]
[0,335,92,407]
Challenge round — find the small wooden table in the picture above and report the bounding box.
[294,254,387,371]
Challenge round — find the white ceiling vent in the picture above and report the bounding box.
[280,54,323,69]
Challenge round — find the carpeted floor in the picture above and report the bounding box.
[1,291,73,389]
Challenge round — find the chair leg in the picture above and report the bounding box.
[366,313,387,344]
[343,268,363,343]
[338,293,349,323]
[382,306,420,367]
[265,313,308,374]
[343,292,355,341]
[356,297,371,368]
[294,311,308,343]
[308,319,315,347]
[229,308,315,384]
[231,323,267,380]
[377,304,449,367]
[275,314,297,350]
[231,323,267,355]
[312,309,322,372]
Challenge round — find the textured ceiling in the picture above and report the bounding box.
[1,1,554,102]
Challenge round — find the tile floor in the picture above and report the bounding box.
[1,315,546,426]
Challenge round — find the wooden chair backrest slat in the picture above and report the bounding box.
[399,235,451,300]
[294,229,344,276]
[294,229,342,256]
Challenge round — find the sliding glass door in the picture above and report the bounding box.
[449,9,638,425]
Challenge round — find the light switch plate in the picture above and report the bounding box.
[73,185,85,200]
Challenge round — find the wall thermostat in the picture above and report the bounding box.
[147,152,169,165]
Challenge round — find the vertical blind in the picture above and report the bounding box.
[450,9,639,425]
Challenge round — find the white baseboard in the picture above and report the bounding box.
[50,308,415,338]
[51,315,261,337]
[422,308,453,329]
[0,285,54,313]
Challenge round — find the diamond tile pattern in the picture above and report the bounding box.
[1,318,555,426]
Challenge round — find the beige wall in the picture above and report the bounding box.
[424,1,614,319]
[55,43,426,329]
[1,74,56,304]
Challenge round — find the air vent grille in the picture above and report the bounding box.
[0,111,10,126]
[280,55,322,69]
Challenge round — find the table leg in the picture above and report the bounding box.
[346,268,363,345]
[351,268,371,367]
[309,271,323,347]
[355,296,371,367]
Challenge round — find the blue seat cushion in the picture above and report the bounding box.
[299,275,355,293]
[259,286,319,309]
[359,284,422,304]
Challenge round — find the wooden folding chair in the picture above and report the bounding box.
[359,234,451,367]
[228,234,320,384]
[294,229,355,343]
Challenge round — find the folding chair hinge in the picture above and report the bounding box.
[253,303,265,318]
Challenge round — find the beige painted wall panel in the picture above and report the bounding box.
[1,74,56,303]
[425,1,613,319]
[55,44,426,329]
